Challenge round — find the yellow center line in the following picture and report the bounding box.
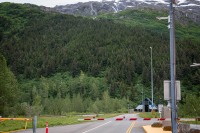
[126,122,135,133]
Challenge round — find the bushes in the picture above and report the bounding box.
[179,94,200,118]
[42,92,128,115]
[163,126,172,131]
[151,122,162,127]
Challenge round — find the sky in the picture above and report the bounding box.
[0,0,102,7]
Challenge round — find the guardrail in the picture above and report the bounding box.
[78,117,193,122]
[0,118,32,130]
[115,118,185,121]
[78,118,105,121]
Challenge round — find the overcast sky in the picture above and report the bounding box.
[0,0,102,7]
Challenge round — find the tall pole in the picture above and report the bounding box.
[150,47,154,109]
[169,0,178,132]
[33,116,37,133]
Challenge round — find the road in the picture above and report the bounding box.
[16,114,157,133]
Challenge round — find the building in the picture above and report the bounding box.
[135,97,157,112]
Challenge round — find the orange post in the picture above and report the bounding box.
[46,122,48,133]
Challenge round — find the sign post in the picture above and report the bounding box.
[164,80,181,133]
[164,80,181,101]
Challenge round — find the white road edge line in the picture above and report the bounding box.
[82,121,112,133]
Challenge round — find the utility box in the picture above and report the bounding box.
[164,80,181,101]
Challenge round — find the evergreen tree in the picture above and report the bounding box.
[0,53,19,116]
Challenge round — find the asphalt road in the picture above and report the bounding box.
[16,114,157,133]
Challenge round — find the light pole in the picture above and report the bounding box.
[157,0,178,131]
[150,47,154,110]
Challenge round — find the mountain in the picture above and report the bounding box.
[0,2,199,89]
[53,0,200,23]
[0,2,200,116]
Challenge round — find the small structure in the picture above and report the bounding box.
[135,98,157,112]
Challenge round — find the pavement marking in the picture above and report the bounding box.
[82,121,112,133]
[126,122,135,133]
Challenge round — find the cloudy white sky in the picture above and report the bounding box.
[0,0,102,7]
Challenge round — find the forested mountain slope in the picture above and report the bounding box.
[0,2,200,116]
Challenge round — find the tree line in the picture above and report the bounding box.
[0,3,200,117]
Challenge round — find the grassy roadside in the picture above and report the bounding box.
[138,112,160,118]
[98,113,122,118]
[0,115,81,132]
[0,113,121,132]
[181,121,200,125]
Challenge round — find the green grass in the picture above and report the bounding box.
[97,113,122,118]
[0,113,120,132]
[138,112,160,118]
[0,120,29,132]
[0,115,81,132]
[181,121,200,125]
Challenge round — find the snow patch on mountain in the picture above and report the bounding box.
[53,0,200,23]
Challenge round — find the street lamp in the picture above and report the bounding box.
[190,63,200,67]
[150,47,154,110]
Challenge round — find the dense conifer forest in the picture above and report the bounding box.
[0,2,199,116]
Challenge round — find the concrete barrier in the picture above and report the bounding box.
[116,118,123,121]
[84,118,92,120]
[130,118,137,120]
[144,118,151,120]
[158,118,166,121]
[97,118,104,120]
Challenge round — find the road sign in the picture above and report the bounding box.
[164,80,181,101]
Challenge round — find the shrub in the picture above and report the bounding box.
[190,129,200,133]
[163,126,172,131]
[151,122,162,127]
